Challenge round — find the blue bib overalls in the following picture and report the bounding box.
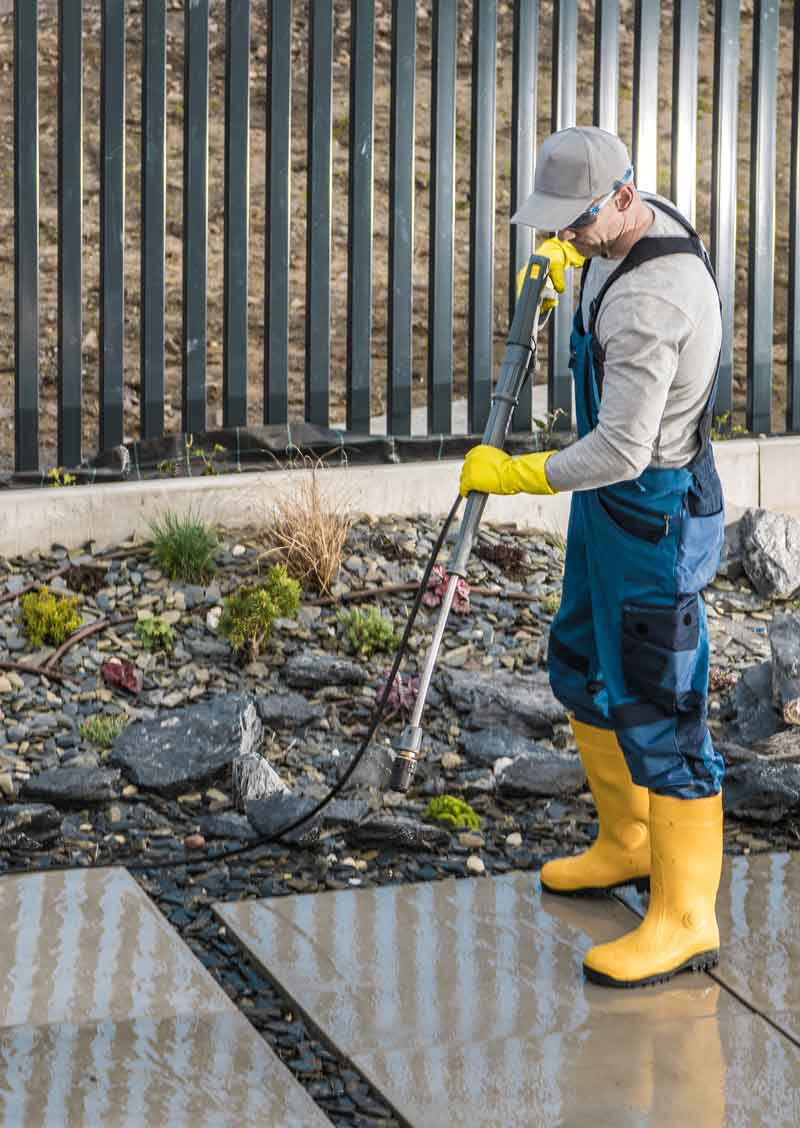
[547,199,725,799]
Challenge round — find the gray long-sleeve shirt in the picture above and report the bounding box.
[544,197,722,494]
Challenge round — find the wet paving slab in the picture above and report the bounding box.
[619,851,800,1046]
[0,867,330,1127]
[216,863,800,1128]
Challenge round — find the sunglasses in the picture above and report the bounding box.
[566,165,634,229]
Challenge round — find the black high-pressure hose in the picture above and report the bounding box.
[0,493,464,879]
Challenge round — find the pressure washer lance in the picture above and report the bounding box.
[389,253,553,793]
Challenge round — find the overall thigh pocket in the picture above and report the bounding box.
[621,595,700,712]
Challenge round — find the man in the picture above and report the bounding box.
[459,126,725,988]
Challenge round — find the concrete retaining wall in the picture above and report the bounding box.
[0,436,796,556]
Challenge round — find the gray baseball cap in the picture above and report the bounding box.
[511,126,632,231]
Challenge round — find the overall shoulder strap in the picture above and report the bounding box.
[587,196,720,338]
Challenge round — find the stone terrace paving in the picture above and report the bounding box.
[217,855,800,1127]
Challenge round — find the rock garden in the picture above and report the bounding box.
[1,476,800,1124]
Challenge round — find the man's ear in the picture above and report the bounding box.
[615,185,636,212]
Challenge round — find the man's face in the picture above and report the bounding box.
[556,185,634,257]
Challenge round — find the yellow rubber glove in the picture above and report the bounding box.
[459,445,557,498]
[516,238,584,312]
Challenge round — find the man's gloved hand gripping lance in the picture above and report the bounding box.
[390,252,554,792]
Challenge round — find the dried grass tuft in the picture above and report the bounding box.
[258,459,354,596]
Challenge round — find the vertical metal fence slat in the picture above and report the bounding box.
[548,0,577,431]
[223,0,250,428]
[182,0,209,436]
[58,0,83,467]
[388,0,415,435]
[747,0,779,435]
[789,0,800,432]
[632,0,660,193]
[710,0,739,419]
[14,0,39,472]
[347,0,375,434]
[510,0,538,432]
[427,0,456,436]
[264,0,292,424]
[670,0,699,223]
[100,0,126,454]
[141,0,166,441]
[593,0,619,133]
[306,0,333,427]
[468,0,497,436]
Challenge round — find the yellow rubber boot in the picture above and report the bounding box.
[583,791,723,988]
[540,718,650,895]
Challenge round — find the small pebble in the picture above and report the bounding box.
[184,834,206,850]
[466,855,485,876]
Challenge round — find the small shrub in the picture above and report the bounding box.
[541,591,561,616]
[711,411,747,441]
[423,563,471,614]
[376,670,420,717]
[20,587,82,647]
[339,606,398,658]
[424,795,482,831]
[260,460,353,595]
[47,467,77,487]
[135,615,176,652]
[218,564,300,661]
[148,510,218,583]
[80,713,128,748]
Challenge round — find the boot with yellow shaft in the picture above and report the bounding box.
[541,717,650,895]
[583,791,723,988]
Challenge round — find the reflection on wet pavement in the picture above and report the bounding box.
[217,864,800,1127]
[0,868,329,1127]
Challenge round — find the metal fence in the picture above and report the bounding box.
[7,1,800,473]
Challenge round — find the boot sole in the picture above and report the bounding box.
[583,948,720,989]
[541,874,650,898]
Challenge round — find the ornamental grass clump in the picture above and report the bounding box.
[424,795,482,831]
[148,510,218,583]
[338,606,399,658]
[135,615,176,652]
[218,564,300,662]
[20,587,82,647]
[259,460,353,595]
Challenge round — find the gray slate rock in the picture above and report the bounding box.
[496,747,585,797]
[723,760,800,823]
[246,791,321,846]
[740,508,800,599]
[460,726,547,768]
[770,612,800,712]
[199,812,258,841]
[282,654,368,690]
[321,799,371,829]
[716,519,745,581]
[111,693,261,796]
[255,692,324,727]
[345,815,451,850]
[731,660,782,745]
[348,742,395,790]
[21,767,122,805]
[0,803,62,845]
[442,668,567,737]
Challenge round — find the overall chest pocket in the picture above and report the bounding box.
[598,489,671,544]
[621,595,700,713]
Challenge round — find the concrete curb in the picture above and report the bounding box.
[0,437,796,556]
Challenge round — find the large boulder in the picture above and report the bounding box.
[111,693,261,796]
[740,509,800,600]
[441,669,567,737]
[495,748,586,798]
[769,612,800,716]
[723,760,800,823]
[731,661,782,745]
[21,767,122,805]
[0,803,61,846]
